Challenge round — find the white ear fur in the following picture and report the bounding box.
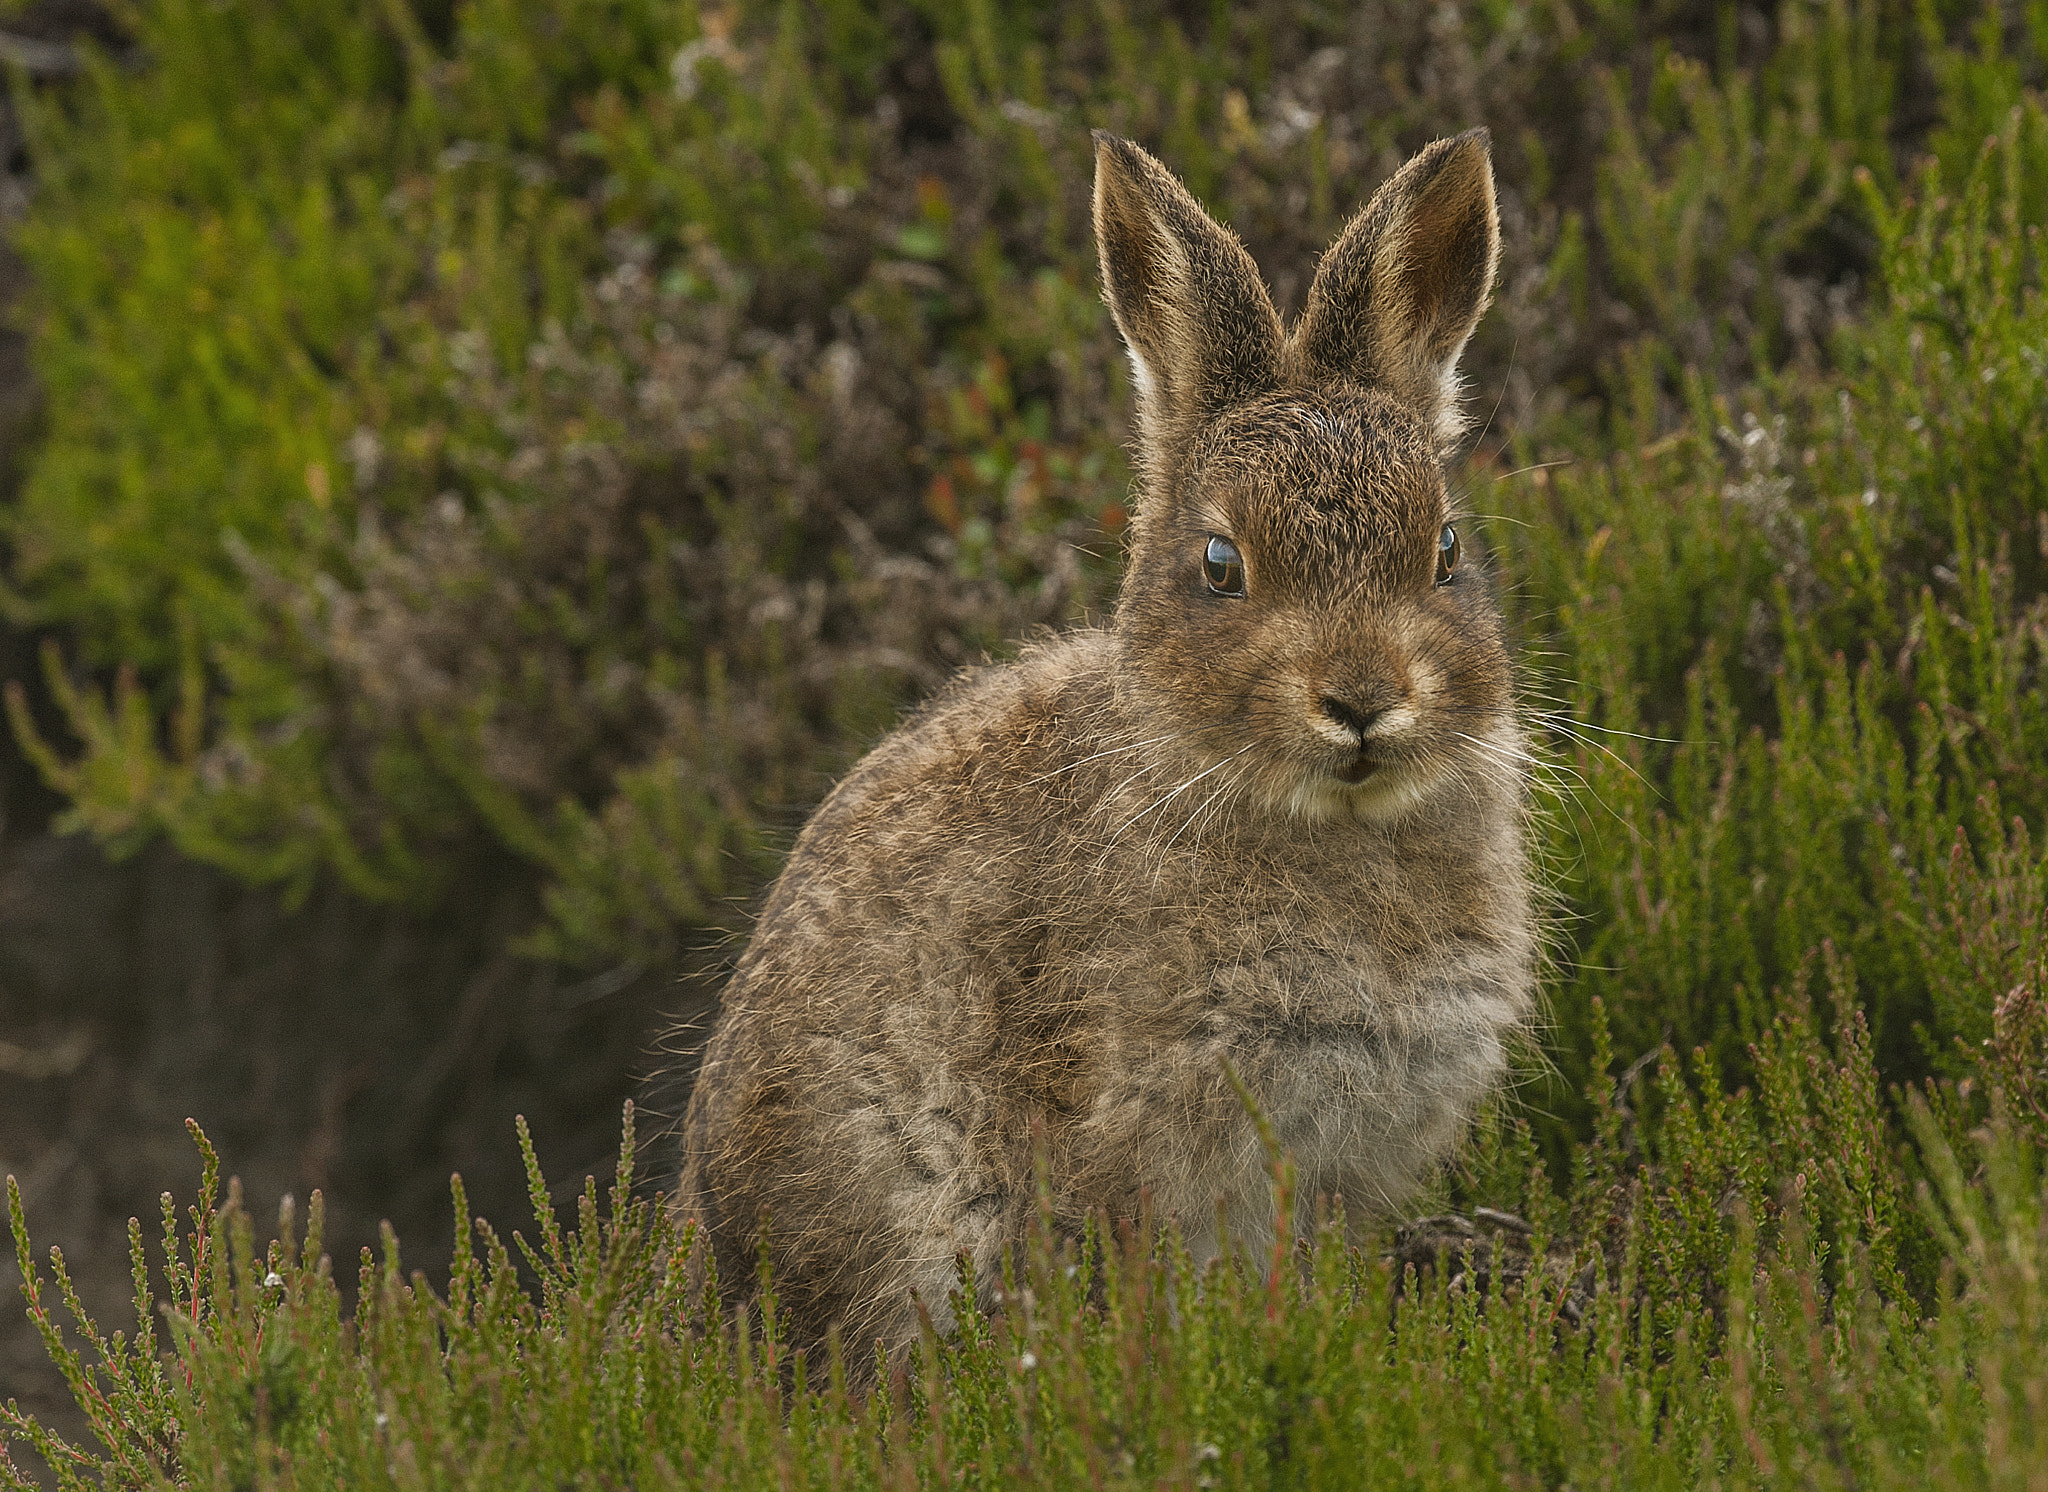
[1122,345,1159,413]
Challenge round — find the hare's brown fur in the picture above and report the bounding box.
[678,129,1535,1371]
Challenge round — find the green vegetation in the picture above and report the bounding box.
[3,0,2048,1484]
[4,1069,2044,1487]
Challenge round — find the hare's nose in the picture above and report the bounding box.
[1319,695,1383,741]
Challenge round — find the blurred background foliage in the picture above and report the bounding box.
[0,0,2044,1183]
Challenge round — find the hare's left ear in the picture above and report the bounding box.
[1289,130,1499,447]
[1093,132,1282,465]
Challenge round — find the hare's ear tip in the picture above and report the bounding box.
[1091,131,1145,172]
[1414,129,1498,213]
[1425,128,1494,181]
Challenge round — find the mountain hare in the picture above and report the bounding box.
[679,129,1536,1367]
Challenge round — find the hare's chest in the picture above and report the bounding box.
[1080,915,1522,1227]
[1200,931,1499,1111]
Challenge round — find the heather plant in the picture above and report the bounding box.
[2,1064,2042,1488]
[3,0,1914,962]
[1499,93,2048,1140]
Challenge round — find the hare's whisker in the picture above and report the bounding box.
[1490,457,1575,483]
[1464,332,1517,460]
[1021,721,1239,788]
[1104,741,1259,857]
[1155,746,1257,873]
[1453,729,1570,778]
[1540,717,1683,745]
[1105,756,1173,801]
[1453,730,1598,798]
[1530,715,1660,791]
[1453,730,1637,836]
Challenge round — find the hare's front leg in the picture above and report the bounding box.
[810,1042,1026,1346]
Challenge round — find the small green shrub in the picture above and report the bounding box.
[1495,96,2048,1144]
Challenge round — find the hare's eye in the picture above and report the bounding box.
[1435,524,1460,586]
[1204,535,1245,597]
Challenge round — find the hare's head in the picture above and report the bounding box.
[1094,129,1515,824]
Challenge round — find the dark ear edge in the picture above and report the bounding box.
[1288,128,1500,445]
[1092,131,1281,461]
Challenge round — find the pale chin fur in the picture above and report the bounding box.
[1272,758,1439,825]
[1134,742,1439,828]
[1261,716,1521,826]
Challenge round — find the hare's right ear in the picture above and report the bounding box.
[1093,132,1281,462]
[1290,130,1499,447]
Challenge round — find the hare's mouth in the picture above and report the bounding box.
[1333,754,1382,786]
[1269,752,1433,823]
